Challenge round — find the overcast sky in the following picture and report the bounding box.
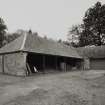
[0,0,105,40]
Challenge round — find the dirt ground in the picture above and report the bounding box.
[0,70,105,105]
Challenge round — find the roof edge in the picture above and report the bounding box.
[0,50,23,55]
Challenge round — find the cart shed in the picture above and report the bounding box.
[0,33,82,76]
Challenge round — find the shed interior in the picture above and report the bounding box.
[26,53,81,75]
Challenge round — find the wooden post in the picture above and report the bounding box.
[55,56,58,70]
[2,55,4,73]
[42,55,45,72]
[64,57,67,72]
[26,63,31,75]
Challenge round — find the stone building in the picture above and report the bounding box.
[0,33,82,76]
[77,46,105,70]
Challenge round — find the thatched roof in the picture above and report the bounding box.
[0,33,82,58]
[77,46,105,58]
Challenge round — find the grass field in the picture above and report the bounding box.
[0,70,105,105]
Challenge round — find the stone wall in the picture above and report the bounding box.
[4,52,27,76]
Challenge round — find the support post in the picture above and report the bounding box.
[55,56,58,70]
[42,55,45,72]
[2,55,4,73]
[64,57,67,72]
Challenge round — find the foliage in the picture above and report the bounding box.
[68,24,83,47]
[5,33,20,44]
[82,1,105,46]
[0,17,7,47]
[68,1,105,47]
[5,29,30,44]
[5,29,39,45]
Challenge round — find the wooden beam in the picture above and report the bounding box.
[26,63,31,75]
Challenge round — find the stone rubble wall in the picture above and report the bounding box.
[3,52,27,76]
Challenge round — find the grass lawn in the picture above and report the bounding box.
[0,70,105,105]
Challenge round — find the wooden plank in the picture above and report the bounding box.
[26,63,31,75]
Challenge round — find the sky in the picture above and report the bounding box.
[0,0,105,41]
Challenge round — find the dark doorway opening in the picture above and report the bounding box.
[45,55,56,69]
[26,53,60,74]
[26,53,44,74]
[66,58,82,70]
[26,53,82,75]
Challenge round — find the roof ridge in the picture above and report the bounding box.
[20,33,27,50]
[0,34,26,54]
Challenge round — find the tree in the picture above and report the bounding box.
[5,29,26,44]
[6,33,20,44]
[68,24,83,47]
[0,17,7,47]
[68,1,105,47]
[82,1,105,46]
